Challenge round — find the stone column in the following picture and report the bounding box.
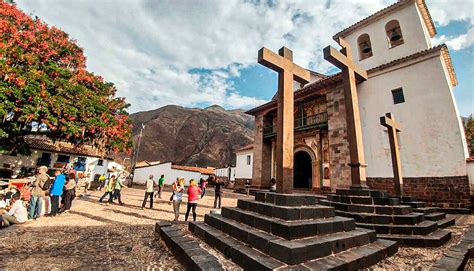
[252,114,272,188]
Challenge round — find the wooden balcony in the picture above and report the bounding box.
[263,112,328,139]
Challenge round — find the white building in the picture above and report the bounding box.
[215,167,236,181]
[234,145,253,185]
[0,136,113,182]
[132,161,214,185]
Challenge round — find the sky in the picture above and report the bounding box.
[15,0,474,116]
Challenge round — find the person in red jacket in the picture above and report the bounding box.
[185,179,202,222]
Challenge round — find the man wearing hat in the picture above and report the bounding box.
[28,166,49,220]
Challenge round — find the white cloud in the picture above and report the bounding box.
[433,27,474,50]
[15,0,395,113]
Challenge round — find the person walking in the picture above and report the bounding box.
[97,174,106,191]
[214,178,225,209]
[99,175,116,203]
[172,178,185,221]
[185,179,202,222]
[49,170,66,216]
[154,174,165,199]
[28,166,49,220]
[113,175,125,205]
[141,175,155,209]
[199,177,208,198]
[245,179,251,196]
[60,172,76,213]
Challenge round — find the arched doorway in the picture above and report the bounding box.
[294,151,312,189]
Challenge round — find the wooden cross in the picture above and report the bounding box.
[258,47,310,194]
[323,38,368,188]
[380,112,403,196]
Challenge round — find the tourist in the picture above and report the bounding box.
[60,172,76,213]
[172,178,185,221]
[269,178,277,192]
[113,175,125,205]
[169,178,179,205]
[214,178,225,209]
[245,179,251,196]
[155,174,165,199]
[28,166,49,220]
[99,175,116,203]
[185,179,202,222]
[1,192,27,227]
[49,170,66,216]
[199,177,208,198]
[97,174,106,191]
[141,174,155,209]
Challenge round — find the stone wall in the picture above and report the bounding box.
[367,176,471,208]
[327,84,351,190]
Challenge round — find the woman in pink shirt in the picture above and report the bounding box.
[185,179,202,222]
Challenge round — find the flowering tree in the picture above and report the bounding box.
[0,2,132,155]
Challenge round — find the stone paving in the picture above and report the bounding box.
[0,187,472,270]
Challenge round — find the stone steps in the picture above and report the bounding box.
[335,188,389,198]
[294,239,398,270]
[194,214,381,266]
[378,229,451,247]
[413,207,438,214]
[357,220,438,235]
[255,191,320,206]
[328,194,400,206]
[221,206,354,240]
[423,212,446,221]
[319,199,413,215]
[401,201,426,208]
[237,198,335,221]
[190,221,286,270]
[335,210,424,225]
[437,217,456,229]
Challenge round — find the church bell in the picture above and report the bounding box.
[361,41,371,54]
[390,29,401,42]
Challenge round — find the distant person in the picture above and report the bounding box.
[269,178,277,192]
[245,180,251,196]
[49,170,66,216]
[172,178,185,221]
[113,175,125,205]
[155,174,165,199]
[142,175,155,209]
[214,178,225,209]
[1,193,27,227]
[99,175,116,203]
[28,166,49,220]
[185,179,202,222]
[169,178,179,205]
[60,172,76,213]
[199,177,208,198]
[97,174,106,191]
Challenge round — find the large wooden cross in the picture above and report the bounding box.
[258,47,310,194]
[323,38,368,188]
[380,112,403,196]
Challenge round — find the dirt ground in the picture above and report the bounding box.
[0,187,472,270]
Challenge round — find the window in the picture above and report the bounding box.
[37,152,51,167]
[73,157,87,171]
[246,155,251,165]
[357,34,373,60]
[57,155,70,163]
[97,159,104,166]
[385,20,404,48]
[391,88,405,104]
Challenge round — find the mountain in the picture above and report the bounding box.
[129,104,254,168]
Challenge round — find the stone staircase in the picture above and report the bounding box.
[188,191,398,270]
[320,187,453,247]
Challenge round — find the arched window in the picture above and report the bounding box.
[385,20,404,48]
[357,34,373,60]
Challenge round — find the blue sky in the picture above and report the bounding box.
[15,0,473,116]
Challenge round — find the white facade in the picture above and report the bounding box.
[215,167,236,181]
[0,149,110,181]
[132,162,208,185]
[235,149,253,180]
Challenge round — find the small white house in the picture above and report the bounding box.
[215,166,236,181]
[132,161,215,186]
[0,136,113,182]
[235,145,253,185]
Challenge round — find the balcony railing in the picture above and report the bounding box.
[263,112,328,138]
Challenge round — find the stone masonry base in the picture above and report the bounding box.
[366,176,471,209]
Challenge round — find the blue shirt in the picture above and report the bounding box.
[50,174,66,196]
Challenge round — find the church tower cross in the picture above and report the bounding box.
[324,38,368,188]
[380,112,403,196]
[258,47,310,194]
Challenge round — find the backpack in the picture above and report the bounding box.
[42,178,53,191]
